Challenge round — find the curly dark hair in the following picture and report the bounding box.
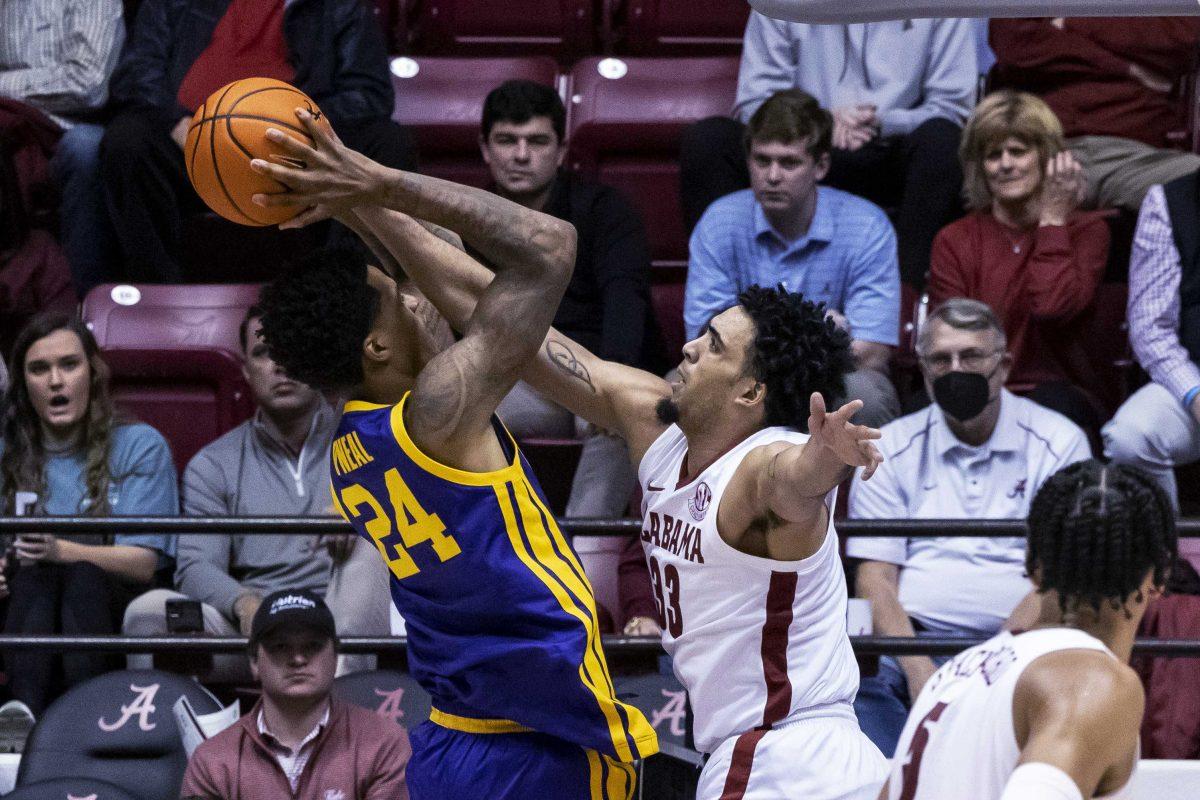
[1027,460,1176,615]
[737,285,854,431]
[256,247,381,391]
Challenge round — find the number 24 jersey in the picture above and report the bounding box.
[330,394,657,763]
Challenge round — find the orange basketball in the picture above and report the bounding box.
[184,77,334,227]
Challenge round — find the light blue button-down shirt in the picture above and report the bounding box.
[685,186,900,345]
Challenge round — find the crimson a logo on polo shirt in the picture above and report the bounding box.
[688,482,712,522]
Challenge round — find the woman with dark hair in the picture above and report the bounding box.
[0,312,177,714]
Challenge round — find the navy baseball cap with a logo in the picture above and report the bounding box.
[248,589,337,649]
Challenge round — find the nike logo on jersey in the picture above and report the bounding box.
[647,484,666,492]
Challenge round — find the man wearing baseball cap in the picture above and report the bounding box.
[181,590,411,799]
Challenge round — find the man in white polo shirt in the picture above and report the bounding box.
[846,298,1090,757]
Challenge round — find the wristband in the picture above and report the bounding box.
[1184,386,1200,411]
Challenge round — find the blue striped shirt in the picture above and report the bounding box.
[685,186,900,345]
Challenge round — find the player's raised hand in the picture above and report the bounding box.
[806,392,883,480]
[249,108,386,218]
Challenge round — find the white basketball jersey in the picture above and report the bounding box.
[886,627,1133,800]
[638,424,859,754]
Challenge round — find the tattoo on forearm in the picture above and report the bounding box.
[545,339,597,394]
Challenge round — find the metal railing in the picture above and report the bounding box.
[3,516,1200,657]
[4,516,1200,538]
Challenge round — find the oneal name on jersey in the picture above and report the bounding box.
[331,431,375,476]
[641,511,705,564]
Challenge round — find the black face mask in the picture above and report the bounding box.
[932,370,992,422]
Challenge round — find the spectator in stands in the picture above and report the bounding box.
[990,16,1200,212]
[477,80,662,516]
[0,0,124,295]
[100,0,416,283]
[680,11,975,287]
[686,90,901,428]
[0,125,74,357]
[929,90,1109,436]
[0,312,177,715]
[181,589,410,799]
[1103,168,1200,573]
[848,297,1090,756]
[123,306,390,677]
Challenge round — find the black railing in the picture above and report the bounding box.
[0,635,1196,656]
[4,516,1200,538]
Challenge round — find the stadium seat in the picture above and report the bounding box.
[650,262,687,362]
[3,778,144,800]
[83,283,260,354]
[102,348,255,476]
[407,0,596,59]
[603,0,750,55]
[16,670,222,799]
[390,56,560,187]
[82,284,260,474]
[332,669,432,730]
[567,56,739,263]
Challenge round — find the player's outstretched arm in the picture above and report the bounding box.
[719,394,882,560]
[1005,650,1143,800]
[349,206,672,464]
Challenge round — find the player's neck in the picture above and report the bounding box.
[1031,594,1139,663]
[680,419,760,482]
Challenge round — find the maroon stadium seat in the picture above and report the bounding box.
[82,284,260,473]
[567,56,739,263]
[83,283,261,354]
[407,0,595,59]
[650,262,687,363]
[390,56,560,187]
[604,0,749,55]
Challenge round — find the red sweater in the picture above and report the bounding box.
[990,17,1200,149]
[181,699,410,800]
[928,211,1109,389]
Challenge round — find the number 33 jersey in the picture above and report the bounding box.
[330,394,658,763]
[637,424,860,754]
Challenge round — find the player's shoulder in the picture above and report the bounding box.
[1018,645,1144,724]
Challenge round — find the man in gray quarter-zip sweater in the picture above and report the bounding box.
[122,309,391,677]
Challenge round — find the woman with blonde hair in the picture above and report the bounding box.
[928,90,1109,439]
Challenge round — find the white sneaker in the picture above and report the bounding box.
[0,700,35,754]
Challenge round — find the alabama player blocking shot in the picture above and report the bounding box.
[880,460,1176,800]
[251,109,890,798]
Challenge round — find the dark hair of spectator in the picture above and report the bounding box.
[238,304,265,354]
[0,133,29,257]
[1,314,121,515]
[256,247,381,391]
[481,80,566,142]
[1027,460,1176,616]
[744,89,833,160]
[736,285,854,432]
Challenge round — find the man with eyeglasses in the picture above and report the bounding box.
[844,297,1090,758]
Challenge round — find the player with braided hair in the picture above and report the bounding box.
[881,459,1176,800]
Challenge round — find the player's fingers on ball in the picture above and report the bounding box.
[264,127,315,158]
[252,190,301,208]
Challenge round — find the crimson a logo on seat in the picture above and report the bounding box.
[688,482,712,522]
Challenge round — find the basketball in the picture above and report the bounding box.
[184,77,334,227]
